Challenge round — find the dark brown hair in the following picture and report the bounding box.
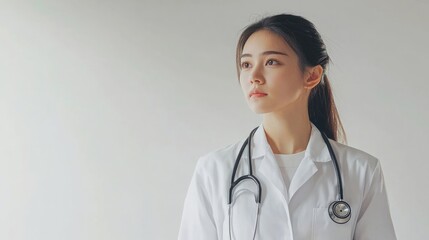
[235,13,347,143]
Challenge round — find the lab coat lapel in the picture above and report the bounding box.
[250,124,289,202]
[258,151,289,201]
[288,122,332,200]
[287,155,318,200]
[249,122,333,202]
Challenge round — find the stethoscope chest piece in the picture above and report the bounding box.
[328,200,351,224]
[229,124,352,239]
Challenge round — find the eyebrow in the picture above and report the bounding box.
[240,50,289,59]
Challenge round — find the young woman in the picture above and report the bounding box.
[178,13,396,240]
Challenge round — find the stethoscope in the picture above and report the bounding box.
[228,125,351,239]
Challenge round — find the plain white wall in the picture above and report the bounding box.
[1,0,428,239]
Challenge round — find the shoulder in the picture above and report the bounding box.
[329,139,382,179]
[194,139,245,173]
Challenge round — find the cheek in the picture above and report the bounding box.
[270,73,304,97]
[239,83,248,100]
[239,72,248,85]
[239,75,250,91]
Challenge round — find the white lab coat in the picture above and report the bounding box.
[178,122,396,240]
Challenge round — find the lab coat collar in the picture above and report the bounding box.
[250,121,332,163]
[247,121,332,202]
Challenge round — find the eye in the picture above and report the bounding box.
[266,59,279,65]
[241,62,250,69]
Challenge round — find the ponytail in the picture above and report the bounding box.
[309,74,347,144]
[235,14,347,144]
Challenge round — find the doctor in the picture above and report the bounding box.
[178,13,396,240]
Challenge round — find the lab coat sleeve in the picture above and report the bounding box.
[178,157,218,240]
[354,160,397,240]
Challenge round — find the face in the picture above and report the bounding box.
[239,29,313,115]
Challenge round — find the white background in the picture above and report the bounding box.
[1,0,428,239]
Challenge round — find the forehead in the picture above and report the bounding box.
[242,29,294,55]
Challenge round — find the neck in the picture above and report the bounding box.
[262,112,312,155]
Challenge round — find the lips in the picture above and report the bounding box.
[249,89,267,97]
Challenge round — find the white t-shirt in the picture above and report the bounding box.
[274,150,305,194]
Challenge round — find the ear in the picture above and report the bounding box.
[304,65,324,90]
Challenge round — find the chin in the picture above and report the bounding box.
[249,105,273,114]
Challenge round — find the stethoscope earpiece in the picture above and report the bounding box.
[328,200,351,224]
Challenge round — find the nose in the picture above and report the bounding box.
[249,67,265,85]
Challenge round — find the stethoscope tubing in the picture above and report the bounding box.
[228,124,351,232]
[228,126,260,204]
[320,131,344,200]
